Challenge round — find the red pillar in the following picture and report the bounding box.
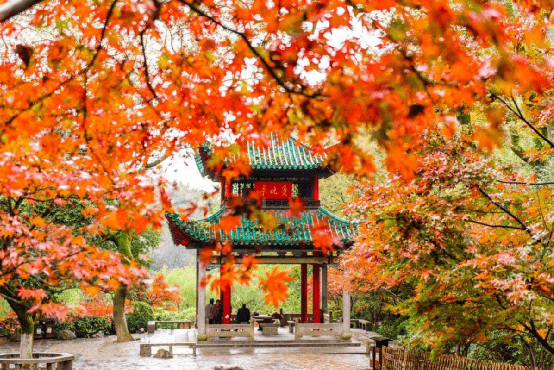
[301,263,308,323]
[313,175,319,201]
[222,281,231,324]
[313,263,321,323]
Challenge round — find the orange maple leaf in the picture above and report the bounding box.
[286,197,305,218]
[259,267,294,307]
[218,215,241,233]
[199,247,215,265]
[312,220,341,255]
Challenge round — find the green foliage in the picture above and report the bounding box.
[162,265,302,319]
[320,173,356,217]
[126,301,154,333]
[467,331,554,370]
[155,307,196,322]
[163,266,197,310]
[373,317,407,341]
[54,289,86,305]
[53,321,75,333]
[0,298,10,319]
[346,288,411,341]
[73,316,112,337]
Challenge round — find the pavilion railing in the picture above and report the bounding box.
[205,319,255,341]
[294,318,343,340]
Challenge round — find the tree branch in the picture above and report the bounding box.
[478,187,535,240]
[498,180,554,186]
[510,95,554,149]
[3,0,117,127]
[491,92,554,149]
[140,29,158,101]
[81,0,118,185]
[466,219,525,230]
[177,0,319,99]
[0,0,43,22]
[144,154,169,170]
[521,320,554,355]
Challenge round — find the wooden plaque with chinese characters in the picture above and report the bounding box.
[253,181,292,200]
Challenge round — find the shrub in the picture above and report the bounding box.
[73,316,112,338]
[154,309,174,321]
[126,302,154,333]
[0,315,19,336]
[53,321,75,333]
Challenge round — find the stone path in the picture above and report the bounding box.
[0,330,375,370]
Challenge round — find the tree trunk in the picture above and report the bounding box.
[112,229,134,342]
[8,300,34,358]
[113,283,133,342]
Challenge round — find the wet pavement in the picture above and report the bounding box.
[0,329,374,370]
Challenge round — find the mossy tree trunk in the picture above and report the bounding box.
[113,229,134,342]
[8,299,34,359]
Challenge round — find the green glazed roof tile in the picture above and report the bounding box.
[200,135,326,173]
[166,206,356,247]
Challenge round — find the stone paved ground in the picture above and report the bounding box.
[0,330,375,370]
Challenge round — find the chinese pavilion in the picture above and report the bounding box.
[166,136,356,337]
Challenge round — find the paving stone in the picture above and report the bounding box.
[0,330,373,370]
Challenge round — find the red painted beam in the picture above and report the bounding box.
[313,264,321,323]
[222,281,231,324]
[301,263,308,323]
[313,175,319,201]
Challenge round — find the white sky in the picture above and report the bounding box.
[161,153,218,191]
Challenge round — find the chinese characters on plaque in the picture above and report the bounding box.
[253,181,292,200]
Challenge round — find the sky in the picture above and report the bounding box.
[160,152,218,191]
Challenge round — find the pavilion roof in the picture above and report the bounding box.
[196,136,330,178]
[166,206,356,249]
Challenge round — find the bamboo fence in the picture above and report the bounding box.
[382,347,531,370]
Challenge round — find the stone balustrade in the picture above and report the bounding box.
[206,320,255,341]
[294,318,344,341]
[0,352,74,370]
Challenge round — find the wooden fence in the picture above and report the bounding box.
[380,348,530,370]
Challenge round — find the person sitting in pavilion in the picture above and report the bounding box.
[205,298,215,324]
[214,299,223,324]
[236,303,251,324]
[271,311,284,326]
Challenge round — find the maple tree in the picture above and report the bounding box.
[0,0,552,360]
[342,119,554,362]
[134,272,183,311]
